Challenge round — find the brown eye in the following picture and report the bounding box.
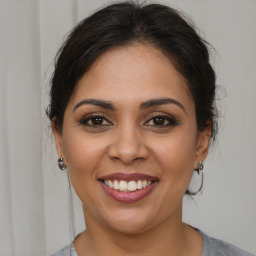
[80,114,112,127]
[90,116,104,125]
[152,116,165,125]
[145,114,178,127]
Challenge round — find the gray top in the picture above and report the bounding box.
[49,230,255,256]
[49,242,77,256]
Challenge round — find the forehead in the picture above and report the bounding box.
[69,44,193,109]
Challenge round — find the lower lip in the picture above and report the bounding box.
[99,181,157,203]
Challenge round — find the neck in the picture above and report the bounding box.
[74,205,202,256]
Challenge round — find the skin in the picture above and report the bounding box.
[53,44,211,256]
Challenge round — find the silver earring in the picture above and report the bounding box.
[58,158,67,170]
[198,161,204,170]
[195,161,204,174]
[196,161,204,174]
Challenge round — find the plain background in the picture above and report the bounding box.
[0,0,255,255]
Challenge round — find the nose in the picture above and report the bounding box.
[108,124,149,165]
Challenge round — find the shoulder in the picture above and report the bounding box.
[49,242,78,256]
[200,230,255,256]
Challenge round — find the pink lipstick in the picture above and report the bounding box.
[98,172,158,203]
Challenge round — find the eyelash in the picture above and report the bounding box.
[144,113,178,127]
[79,113,178,128]
[79,113,112,127]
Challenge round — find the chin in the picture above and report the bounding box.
[107,219,152,235]
[98,207,158,235]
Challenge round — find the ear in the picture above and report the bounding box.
[51,117,65,159]
[194,125,211,169]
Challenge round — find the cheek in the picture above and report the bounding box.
[62,129,108,188]
[150,130,197,187]
[62,132,109,214]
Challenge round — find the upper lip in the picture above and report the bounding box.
[98,172,159,182]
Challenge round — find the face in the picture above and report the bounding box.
[53,44,210,234]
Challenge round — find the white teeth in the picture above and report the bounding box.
[142,180,147,188]
[128,181,137,191]
[119,180,128,191]
[103,179,153,192]
[113,180,119,189]
[108,180,113,188]
[136,180,143,189]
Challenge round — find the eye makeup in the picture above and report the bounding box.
[79,112,113,127]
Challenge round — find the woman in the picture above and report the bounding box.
[48,2,254,256]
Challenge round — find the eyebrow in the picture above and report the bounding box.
[73,99,115,112]
[140,98,186,113]
[73,97,186,113]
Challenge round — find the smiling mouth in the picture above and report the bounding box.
[102,179,154,192]
[98,172,159,202]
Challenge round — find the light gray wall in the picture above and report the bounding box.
[0,0,255,255]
